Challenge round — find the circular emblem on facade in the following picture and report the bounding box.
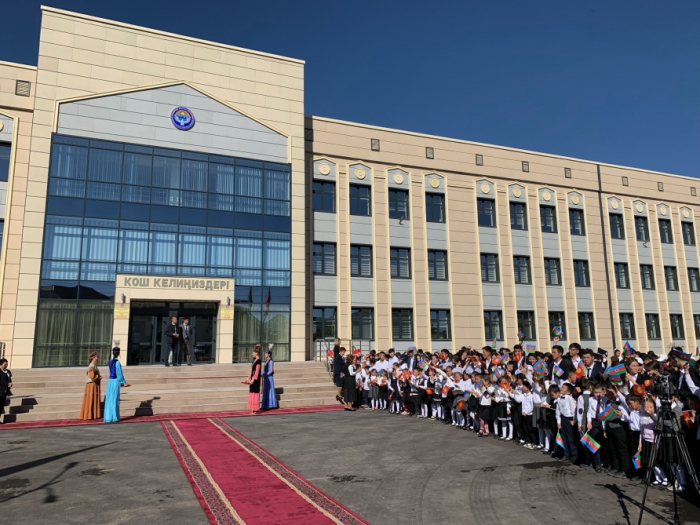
[611,200,619,210]
[636,203,644,213]
[354,167,366,180]
[512,187,522,198]
[660,207,667,216]
[0,121,4,132]
[480,183,490,194]
[318,163,331,175]
[171,107,195,130]
[571,195,580,205]
[542,191,551,202]
[683,209,690,218]
[393,172,404,185]
[430,177,440,188]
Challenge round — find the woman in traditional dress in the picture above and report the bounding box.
[104,347,130,423]
[343,353,357,411]
[244,346,262,414]
[261,345,277,410]
[79,351,102,420]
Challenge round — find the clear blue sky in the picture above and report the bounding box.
[2,1,699,176]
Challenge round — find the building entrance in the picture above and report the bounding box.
[126,301,218,365]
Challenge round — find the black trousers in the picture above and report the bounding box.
[560,417,577,462]
[607,424,629,472]
[0,394,6,417]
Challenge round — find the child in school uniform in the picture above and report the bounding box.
[467,372,480,431]
[542,384,560,455]
[519,381,536,448]
[477,376,495,437]
[494,379,513,440]
[640,398,667,486]
[368,369,379,410]
[532,376,548,449]
[556,382,578,463]
[603,383,630,479]
[388,369,402,414]
[621,394,642,477]
[378,370,389,410]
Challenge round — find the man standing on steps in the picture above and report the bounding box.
[164,316,182,366]
[180,317,194,366]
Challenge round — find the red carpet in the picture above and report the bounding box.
[0,405,344,431]
[162,418,369,525]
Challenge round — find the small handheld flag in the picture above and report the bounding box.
[670,347,691,365]
[352,347,361,355]
[417,358,428,371]
[581,433,601,454]
[491,338,498,349]
[576,362,585,379]
[682,410,696,428]
[492,368,505,382]
[524,343,537,353]
[552,326,564,337]
[492,353,508,366]
[442,385,450,396]
[517,331,525,340]
[603,364,626,378]
[555,432,565,449]
[623,341,634,357]
[326,350,334,357]
[457,399,465,410]
[553,363,565,378]
[514,350,523,363]
[597,405,616,422]
[632,452,642,470]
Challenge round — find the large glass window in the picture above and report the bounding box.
[389,189,409,220]
[665,266,678,291]
[517,311,536,340]
[313,307,337,340]
[569,209,585,236]
[614,263,630,289]
[574,260,590,287]
[659,219,673,244]
[481,254,499,282]
[549,312,566,339]
[540,206,557,233]
[619,313,635,339]
[670,314,684,339]
[349,185,371,216]
[392,309,414,340]
[694,315,700,339]
[640,265,655,290]
[428,250,447,280]
[390,248,411,278]
[689,268,700,292]
[578,313,595,340]
[425,193,445,223]
[312,243,336,275]
[0,143,11,182]
[510,202,527,230]
[609,214,624,239]
[484,311,503,340]
[513,256,531,284]
[682,222,696,246]
[635,216,649,242]
[430,310,451,340]
[312,181,335,213]
[350,245,372,277]
[352,308,374,340]
[544,258,561,285]
[477,199,495,227]
[646,314,661,339]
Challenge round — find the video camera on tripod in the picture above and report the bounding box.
[646,372,676,401]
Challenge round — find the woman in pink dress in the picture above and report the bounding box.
[244,346,262,414]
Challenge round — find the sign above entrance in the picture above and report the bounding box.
[123,276,232,290]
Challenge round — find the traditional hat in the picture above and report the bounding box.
[597,348,608,357]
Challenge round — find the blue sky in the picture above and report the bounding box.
[2,1,699,176]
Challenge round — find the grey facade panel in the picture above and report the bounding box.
[432,341,453,351]
[642,290,658,312]
[570,236,588,259]
[478,227,499,254]
[387,169,409,190]
[666,290,683,314]
[429,280,450,308]
[611,240,627,262]
[426,222,447,250]
[351,277,374,307]
[348,163,371,185]
[637,245,654,265]
[424,174,445,193]
[482,282,502,309]
[616,289,634,312]
[313,211,336,242]
[546,286,565,311]
[541,232,560,258]
[393,341,416,352]
[685,246,699,268]
[690,291,700,313]
[660,243,676,265]
[313,159,337,180]
[350,216,373,244]
[56,83,288,163]
[314,275,337,305]
[391,279,413,307]
[389,219,411,246]
[648,339,664,354]
[511,230,530,256]
[515,284,534,309]
[576,287,593,311]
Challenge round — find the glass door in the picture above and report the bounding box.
[190,314,216,363]
[128,315,157,365]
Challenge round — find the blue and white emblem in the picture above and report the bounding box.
[170,106,195,130]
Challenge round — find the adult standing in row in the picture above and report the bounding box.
[342,353,357,411]
[79,351,101,420]
[261,345,277,410]
[179,317,193,366]
[333,339,345,403]
[164,316,182,366]
[244,345,262,415]
[0,358,13,423]
[104,348,130,423]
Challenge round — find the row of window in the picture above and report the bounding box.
[313,182,445,222]
[313,244,447,280]
[612,214,694,245]
[314,307,697,342]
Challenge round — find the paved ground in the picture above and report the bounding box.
[0,411,698,525]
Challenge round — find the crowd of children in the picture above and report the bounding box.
[336,341,700,493]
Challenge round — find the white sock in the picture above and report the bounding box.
[502,423,507,438]
[544,430,551,450]
[654,466,666,482]
[508,422,513,439]
[538,428,545,447]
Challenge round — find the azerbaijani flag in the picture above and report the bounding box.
[632,452,642,470]
[581,433,601,454]
[671,348,692,364]
[597,405,615,422]
[576,362,585,379]
[603,364,625,378]
[517,331,525,340]
[492,353,507,366]
[552,326,564,337]
[623,341,634,357]
[556,432,565,449]
[553,363,565,378]
[492,338,498,349]
[417,359,428,371]
[492,368,505,382]
[474,380,484,393]
[525,343,537,353]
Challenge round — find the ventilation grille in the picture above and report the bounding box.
[15,80,31,97]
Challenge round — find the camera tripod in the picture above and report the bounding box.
[637,400,699,525]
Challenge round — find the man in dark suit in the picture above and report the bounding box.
[0,358,11,423]
[179,317,194,366]
[580,348,604,381]
[164,316,182,367]
[402,349,416,370]
[548,344,573,385]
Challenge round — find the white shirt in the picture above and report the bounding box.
[521,392,534,415]
[556,394,576,423]
[387,356,400,366]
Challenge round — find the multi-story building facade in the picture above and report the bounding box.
[0,7,697,368]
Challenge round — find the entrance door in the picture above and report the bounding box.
[189,314,217,363]
[128,315,157,365]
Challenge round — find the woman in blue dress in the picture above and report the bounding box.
[261,345,278,410]
[104,347,130,423]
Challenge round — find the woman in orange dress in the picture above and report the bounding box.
[79,351,102,420]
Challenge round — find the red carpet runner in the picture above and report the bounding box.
[162,418,369,525]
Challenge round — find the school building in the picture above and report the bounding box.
[0,7,698,368]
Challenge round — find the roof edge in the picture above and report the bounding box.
[40,5,305,66]
[0,60,38,71]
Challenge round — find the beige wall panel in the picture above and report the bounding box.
[528,191,550,350]
[411,180,429,349]
[373,175,391,349]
